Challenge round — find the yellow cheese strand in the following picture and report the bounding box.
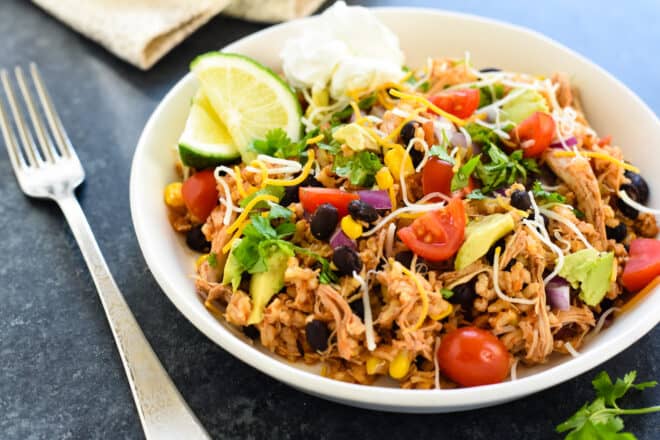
[264,149,315,187]
[399,264,429,330]
[552,150,640,173]
[349,101,363,120]
[222,219,250,254]
[249,160,269,189]
[233,166,248,198]
[306,134,324,145]
[226,194,279,235]
[388,89,466,126]
[384,108,424,142]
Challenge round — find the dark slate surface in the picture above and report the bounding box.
[0,0,658,438]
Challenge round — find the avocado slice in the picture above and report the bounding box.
[559,249,614,306]
[500,89,549,125]
[455,213,515,270]
[247,251,290,325]
[222,242,243,292]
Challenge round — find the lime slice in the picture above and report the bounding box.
[191,52,302,162]
[178,90,240,169]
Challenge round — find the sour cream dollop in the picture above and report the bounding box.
[280,1,405,99]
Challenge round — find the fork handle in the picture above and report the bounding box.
[57,194,210,440]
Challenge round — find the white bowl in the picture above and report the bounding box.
[130,7,660,412]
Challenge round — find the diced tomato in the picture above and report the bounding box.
[299,187,359,217]
[437,327,510,387]
[512,111,556,158]
[622,238,660,292]
[181,169,219,221]
[422,156,454,196]
[597,135,612,147]
[428,88,480,119]
[397,198,466,262]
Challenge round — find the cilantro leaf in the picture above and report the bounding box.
[250,128,317,159]
[440,288,454,299]
[333,151,383,187]
[207,252,217,268]
[465,189,487,200]
[531,180,566,203]
[275,221,296,238]
[268,203,293,221]
[478,83,505,108]
[556,370,660,439]
[475,142,538,193]
[239,185,284,208]
[451,155,481,192]
[428,144,455,165]
[465,122,500,146]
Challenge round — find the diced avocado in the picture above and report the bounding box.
[222,241,243,292]
[455,213,515,270]
[559,249,614,306]
[247,251,290,325]
[500,89,549,125]
[332,123,378,152]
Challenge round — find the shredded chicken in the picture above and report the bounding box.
[315,285,365,361]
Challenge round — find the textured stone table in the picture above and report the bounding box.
[0,0,658,438]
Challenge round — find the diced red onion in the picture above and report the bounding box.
[549,136,577,149]
[357,190,391,210]
[451,132,467,149]
[546,276,570,310]
[330,228,356,250]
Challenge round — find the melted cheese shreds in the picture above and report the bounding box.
[265,149,315,187]
[388,89,466,126]
[353,271,376,351]
[399,264,430,330]
[617,190,660,215]
[493,247,538,305]
[539,207,595,250]
[552,150,640,173]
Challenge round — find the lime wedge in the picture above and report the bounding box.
[178,90,240,169]
[191,52,302,162]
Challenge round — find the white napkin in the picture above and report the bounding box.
[31,0,325,70]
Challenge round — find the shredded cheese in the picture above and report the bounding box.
[552,151,640,173]
[226,194,279,235]
[213,167,236,225]
[510,358,519,381]
[399,264,430,330]
[617,190,660,215]
[264,150,315,187]
[564,342,579,357]
[233,165,249,198]
[493,247,537,305]
[306,133,324,145]
[385,108,424,142]
[385,222,396,258]
[388,89,466,126]
[362,201,446,237]
[222,220,250,254]
[353,271,376,351]
[539,207,594,250]
[248,159,269,189]
[593,307,620,335]
[526,192,565,284]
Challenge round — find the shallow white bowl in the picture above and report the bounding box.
[130,7,660,412]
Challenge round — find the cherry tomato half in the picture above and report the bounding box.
[181,169,219,221]
[622,238,660,292]
[429,88,480,119]
[397,198,466,262]
[512,111,556,158]
[299,187,359,218]
[422,156,454,196]
[437,327,510,387]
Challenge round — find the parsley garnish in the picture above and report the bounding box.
[475,143,539,193]
[556,370,659,439]
[451,155,481,192]
[531,180,566,203]
[250,128,318,159]
[333,150,383,187]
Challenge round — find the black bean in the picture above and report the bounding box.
[510,190,531,211]
[332,246,362,276]
[485,238,506,264]
[624,170,649,204]
[409,147,424,169]
[305,320,329,351]
[242,325,259,340]
[348,200,379,223]
[617,184,640,219]
[394,251,414,268]
[280,175,323,206]
[310,203,339,240]
[350,298,364,320]
[448,279,477,309]
[399,121,418,147]
[185,225,211,253]
[479,67,501,73]
[606,222,628,242]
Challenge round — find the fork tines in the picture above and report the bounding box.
[0,64,73,170]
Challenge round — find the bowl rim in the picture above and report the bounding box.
[130,6,660,411]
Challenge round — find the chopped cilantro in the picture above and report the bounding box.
[531,181,566,203]
[465,189,487,200]
[465,122,500,146]
[207,252,217,268]
[428,144,455,165]
[239,185,284,208]
[250,128,317,159]
[477,83,505,108]
[556,370,659,439]
[475,143,539,193]
[451,155,481,192]
[333,150,383,187]
[574,208,586,220]
[440,288,454,299]
[418,81,430,93]
[267,203,293,221]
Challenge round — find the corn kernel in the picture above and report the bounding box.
[388,350,411,379]
[195,254,209,269]
[384,145,414,179]
[164,182,185,209]
[341,215,363,239]
[366,357,387,375]
[375,167,394,190]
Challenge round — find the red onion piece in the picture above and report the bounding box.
[357,190,391,210]
[549,136,577,149]
[330,228,356,250]
[546,276,570,310]
[451,132,467,149]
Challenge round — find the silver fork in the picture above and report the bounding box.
[0,64,210,440]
